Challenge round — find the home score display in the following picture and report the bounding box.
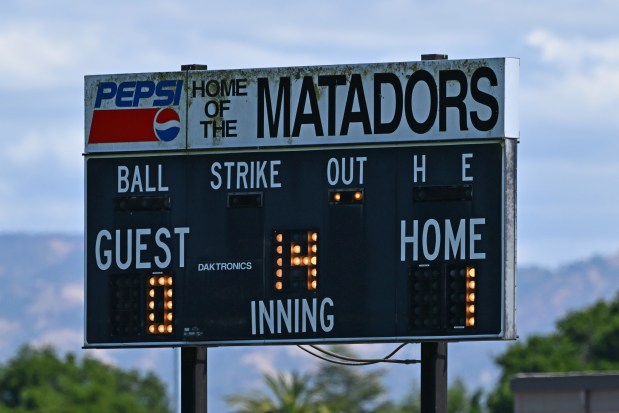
[84,58,517,347]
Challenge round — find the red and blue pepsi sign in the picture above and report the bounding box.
[85,75,186,152]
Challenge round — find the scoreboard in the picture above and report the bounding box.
[84,58,518,347]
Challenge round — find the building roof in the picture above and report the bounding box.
[511,372,619,393]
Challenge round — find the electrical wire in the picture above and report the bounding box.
[297,343,421,366]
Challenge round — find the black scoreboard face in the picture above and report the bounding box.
[85,140,516,347]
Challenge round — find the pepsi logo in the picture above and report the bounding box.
[153,108,181,142]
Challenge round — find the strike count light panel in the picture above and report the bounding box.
[84,140,516,347]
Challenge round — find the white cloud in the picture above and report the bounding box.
[61,282,84,306]
[32,328,82,351]
[82,348,119,367]
[132,348,175,372]
[241,349,279,377]
[0,23,83,90]
[4,126,82,170]
[527,29,619,66]
[0,319,20,347]
[523,29,619,126]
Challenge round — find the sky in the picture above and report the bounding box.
[1,1,619,266]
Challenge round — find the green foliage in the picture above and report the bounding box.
[313,347,388,413]
[447,378,483,413]
[0,345,171,413]
[227,346,482,413]
[379,379,481,413]
[226,371,320,413]
[487,294,619,413]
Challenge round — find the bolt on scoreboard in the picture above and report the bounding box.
[84,58,518,347]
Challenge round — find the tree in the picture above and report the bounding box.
[487,294,619,413]
[226,371,321,413]
[226,346,389,413]
[0,345,171,413]
[226,345,482,413]
[384,378,482,413]
[313,347,389,413]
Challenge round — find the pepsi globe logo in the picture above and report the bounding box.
[153,108,181,142]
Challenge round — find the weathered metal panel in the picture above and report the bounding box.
[83,58,519,153]
[186,58,519,149]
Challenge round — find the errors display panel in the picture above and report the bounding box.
[84,139,516,347]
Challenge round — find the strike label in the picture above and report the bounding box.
[210,160,282,190]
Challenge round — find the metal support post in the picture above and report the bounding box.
[421,342,448,413]
[181,347,207,413]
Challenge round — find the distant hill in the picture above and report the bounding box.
[1,233,618,412]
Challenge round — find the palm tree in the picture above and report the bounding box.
[227,371,322,413]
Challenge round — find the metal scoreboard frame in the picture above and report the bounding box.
[84,58,518,348]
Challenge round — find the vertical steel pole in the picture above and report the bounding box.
[421,342,448,413]
[179,63,209,413]
[181,347,207,413]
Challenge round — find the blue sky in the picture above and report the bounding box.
[1,0,619,269]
